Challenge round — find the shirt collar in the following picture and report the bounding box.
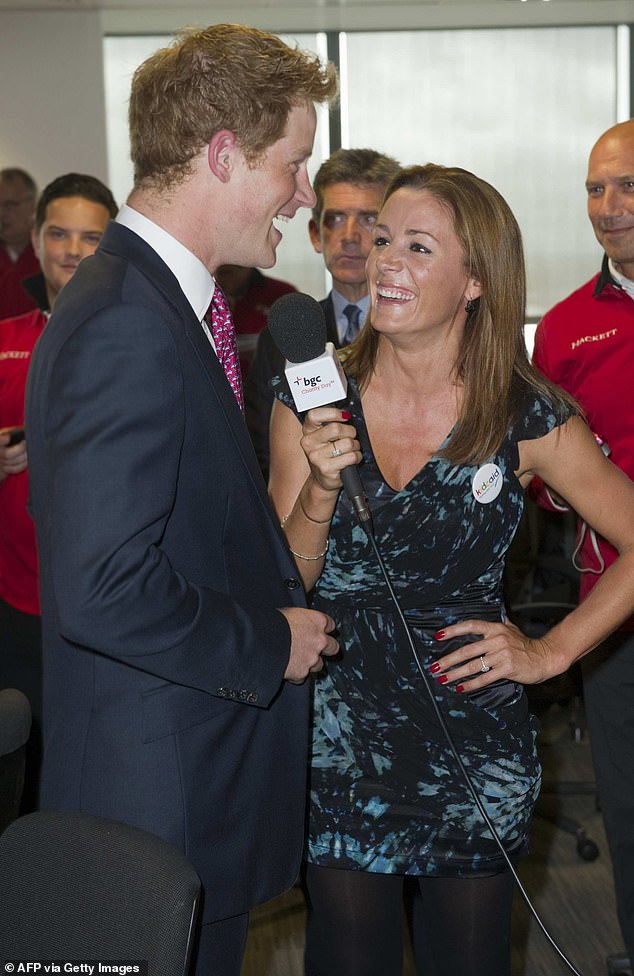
[604,256,634,300]
[116,204,215,320]
[22,271,50,313]
[331,288,371,342]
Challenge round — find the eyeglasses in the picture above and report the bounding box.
[0,197,33,211]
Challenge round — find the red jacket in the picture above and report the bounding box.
[532,257,634,629]
[0,307,46,614]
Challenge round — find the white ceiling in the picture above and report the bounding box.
[0,0,626,11]
[0,0,618,5]
[0,0,631,34]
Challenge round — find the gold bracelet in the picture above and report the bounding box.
[299,496,332,525]
[288,539,329,561]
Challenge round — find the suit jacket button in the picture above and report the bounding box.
[285,577,300,590]
[216,687,228,698]
[247,693,258,704]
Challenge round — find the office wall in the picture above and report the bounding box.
[0,4,630,315]
[0,12,108,193]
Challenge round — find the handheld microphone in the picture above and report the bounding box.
[268,292,371,525]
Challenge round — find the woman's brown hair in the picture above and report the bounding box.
[345,163,578,464]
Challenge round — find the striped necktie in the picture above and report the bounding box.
[207,285,243,411]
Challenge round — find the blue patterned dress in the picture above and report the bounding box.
[275,375,575,877]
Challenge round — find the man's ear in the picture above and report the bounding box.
[308,217,323,255]
[207,130,238,183]
[31,227,41,261]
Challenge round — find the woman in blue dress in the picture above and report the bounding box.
[268,164,634,976]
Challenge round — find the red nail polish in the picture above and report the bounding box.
[437,674,448,685]
[456,684,465,693]
[429,662,440,673]
[434,630,446,640]
[341,411,351,420]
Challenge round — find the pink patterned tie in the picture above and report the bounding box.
[207,285,243,411]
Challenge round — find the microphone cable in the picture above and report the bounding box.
[352,508,586,976]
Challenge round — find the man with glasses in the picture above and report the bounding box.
[245,147,400,479]
[0,168,40,319]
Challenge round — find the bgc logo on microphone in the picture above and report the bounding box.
[284,342,348,411]
[293,374,322,388]
[471,463,503,504]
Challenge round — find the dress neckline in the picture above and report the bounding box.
[348,376,454,497]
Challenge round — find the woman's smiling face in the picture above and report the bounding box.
[366,186,481,344]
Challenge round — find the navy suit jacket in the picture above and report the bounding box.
[244,294,339,478]
[25,222,309,923]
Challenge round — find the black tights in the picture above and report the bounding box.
[304,862,514,976]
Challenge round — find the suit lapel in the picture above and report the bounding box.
[322,293,340,348]
[185,321,298,566]
[99,224,276,517]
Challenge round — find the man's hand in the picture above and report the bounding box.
[0,427,28,481]
[279,606,339,683]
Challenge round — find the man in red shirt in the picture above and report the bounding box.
[0,172,117,811]
[215,264,297,378]
[0,168,40,319]
[533,120,634,971]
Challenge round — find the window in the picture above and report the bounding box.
[104,25,625,317]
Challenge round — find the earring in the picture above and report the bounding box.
[465,298,477,315]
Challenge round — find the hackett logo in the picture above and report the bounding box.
[571,328,617,350]
[0,350,30,360]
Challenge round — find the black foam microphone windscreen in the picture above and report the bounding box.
[267,292,327,364]
[267,292,371,526]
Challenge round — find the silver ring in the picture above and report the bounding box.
[480,655,491,673]
[331,443,342,458]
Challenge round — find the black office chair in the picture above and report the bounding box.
[0,688,31,835]
[0,810,201,976]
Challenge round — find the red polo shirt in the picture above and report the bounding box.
[532,258,634,630]
[0,307,46,615]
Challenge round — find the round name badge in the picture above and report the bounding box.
[472,463,503,504]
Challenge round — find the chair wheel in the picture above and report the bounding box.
[576,835,599,861]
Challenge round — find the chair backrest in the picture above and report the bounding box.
[0,688,31,834]
[0,810,201,976]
